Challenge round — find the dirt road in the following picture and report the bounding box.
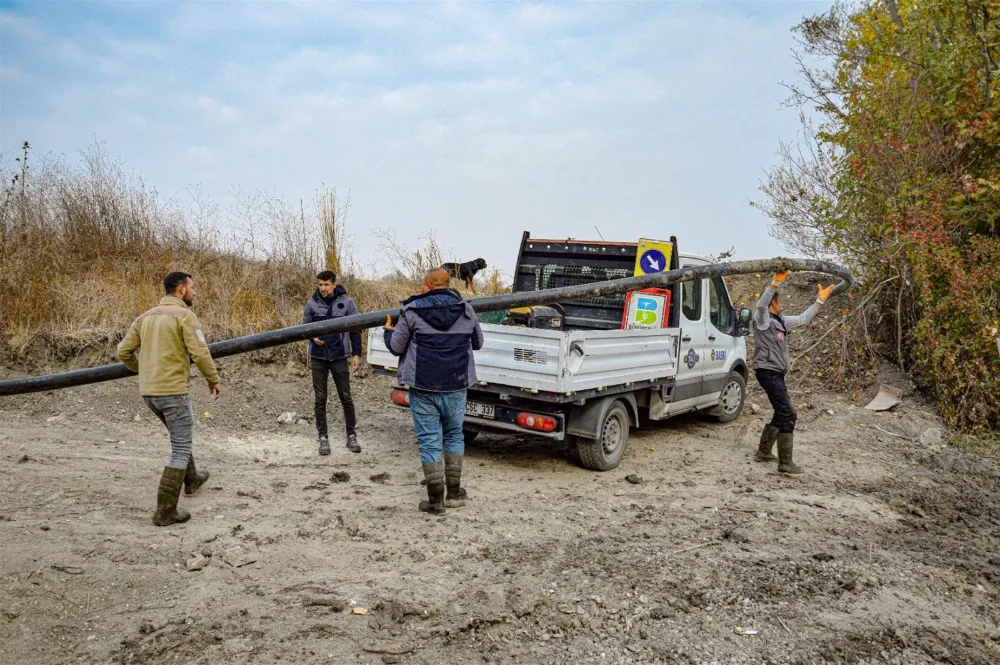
[1,366,998,665]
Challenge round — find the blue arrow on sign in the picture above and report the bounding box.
[639,249,667,274]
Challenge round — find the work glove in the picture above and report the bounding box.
[383,315,396,330]
[817,283,834,304]
[771,270,790,290]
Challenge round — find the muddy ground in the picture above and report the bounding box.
[2,274,1000,665]
[2,356,999,665]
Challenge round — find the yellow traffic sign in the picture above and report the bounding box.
[633,238,673,276]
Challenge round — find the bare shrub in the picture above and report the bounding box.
[0,144,510,369]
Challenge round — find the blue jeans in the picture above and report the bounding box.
[410,389,466,464]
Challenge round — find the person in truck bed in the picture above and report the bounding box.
[752,270,834,474]
[382,267,484,515]
[303,270,363,455]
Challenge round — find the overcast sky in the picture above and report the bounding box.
[1,1,832,277]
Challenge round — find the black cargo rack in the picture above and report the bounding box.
[511,232,680,331]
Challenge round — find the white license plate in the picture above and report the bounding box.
[466,401,495,419]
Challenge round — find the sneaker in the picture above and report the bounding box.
[318,436,331,456]
[346,433,361,453]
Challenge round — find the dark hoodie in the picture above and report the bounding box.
[384,288,484,392]
[302,285,362,362]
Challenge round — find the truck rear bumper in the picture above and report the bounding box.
[387,386,566,441]
[462,416,565,440]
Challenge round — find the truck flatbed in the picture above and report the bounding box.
[367,323,680,402]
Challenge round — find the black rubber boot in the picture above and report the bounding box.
[184,456,210,496]
[777,433,804,474]
[152,467,191,526]
[445,454,466,507]
[418,461,446,516]
[346,432,361,454]
[318,436,331,456]
[754,424,780,462]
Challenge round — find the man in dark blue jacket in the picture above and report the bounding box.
[303,270,363,455]
[383,268,484,515]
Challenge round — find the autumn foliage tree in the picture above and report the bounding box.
[755,0,999,431]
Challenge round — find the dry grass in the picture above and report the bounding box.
[0,145,317,363]
[0,144,505,369]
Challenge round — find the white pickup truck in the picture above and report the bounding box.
[367,233,753,471]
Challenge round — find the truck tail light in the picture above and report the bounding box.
[516,412,557,432]
[390,388,410,406]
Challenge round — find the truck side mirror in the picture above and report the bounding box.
[736,308,752,336]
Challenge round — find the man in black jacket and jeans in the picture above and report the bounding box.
[303,270,362,455]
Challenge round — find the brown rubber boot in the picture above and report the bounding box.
[418,461,446,516]
[445,454,466,508]
[152,467,191,526]
[754,424,780,462]
[184,456,210,496]
[777,433,804,474]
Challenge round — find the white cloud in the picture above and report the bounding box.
[187,145,217,161]
[512,4,580,31]
[0,65,23,83]
[167,1,409,39]
[1,1,832,272]
[194,96,239,123]
[0,10,43,40]
[106,38,171,61]
[266,49,381,89]
[426,32,531,70]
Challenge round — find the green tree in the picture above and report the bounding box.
[755,0,1000,431]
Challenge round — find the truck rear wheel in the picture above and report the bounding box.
[577,401,630,471]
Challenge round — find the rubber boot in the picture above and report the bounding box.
[152,467,191,526]
[184,456,210,496]
[777,433,804,474]
[418,461,446,516]
[754,424,780,462]
[445,454,467,507]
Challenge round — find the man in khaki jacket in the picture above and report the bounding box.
[118,272,222,526]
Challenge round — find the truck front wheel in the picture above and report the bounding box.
[577,401,630,471]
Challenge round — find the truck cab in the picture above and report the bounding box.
[367,232,751,471]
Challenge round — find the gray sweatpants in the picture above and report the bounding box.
[143,394,194,469]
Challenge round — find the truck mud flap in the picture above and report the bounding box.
[567,394,639,440]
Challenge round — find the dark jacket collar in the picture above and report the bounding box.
[312,284,347,305]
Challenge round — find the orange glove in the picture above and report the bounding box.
[771,270,790,289]
[817,283,834,303]
[383,315,395,330]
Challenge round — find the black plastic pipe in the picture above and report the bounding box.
[0,258,852,396]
